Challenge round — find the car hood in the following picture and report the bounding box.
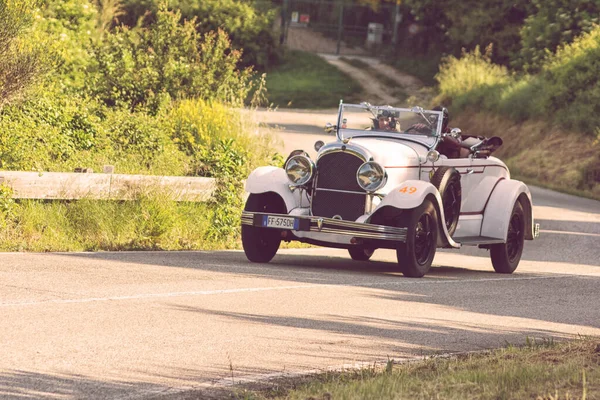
[345,137,425,166]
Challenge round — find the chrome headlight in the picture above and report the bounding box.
[356,162,387,192]
[285,155,315,186]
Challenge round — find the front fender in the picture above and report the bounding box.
[376,180,440,210]
[245,166,302,212]
[372,180,459,248]
[481,179,535,240]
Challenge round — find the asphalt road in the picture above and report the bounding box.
[1,111,599,399]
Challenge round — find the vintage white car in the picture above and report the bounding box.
[241,103,540,277]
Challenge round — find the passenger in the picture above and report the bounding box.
[410,106,470,159]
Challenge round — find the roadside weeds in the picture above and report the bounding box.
[190,337,600,400]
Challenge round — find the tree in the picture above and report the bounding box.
[0,0,50,108]
[515,0,599,72]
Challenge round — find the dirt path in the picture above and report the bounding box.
[285,25,367,56]
[286,26,428,107]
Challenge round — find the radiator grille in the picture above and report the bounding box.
[312,151,366,221]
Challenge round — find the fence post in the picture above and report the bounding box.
[280,0,288,45]
[392,1,401,45]
[336,0,344,55]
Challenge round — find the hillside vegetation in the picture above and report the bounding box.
[0,0,281,250]
[365,0,600,198]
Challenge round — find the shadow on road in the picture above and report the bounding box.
[59,250,600,329]
[447,218,600,266]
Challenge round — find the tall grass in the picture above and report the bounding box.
[0,191,227,252]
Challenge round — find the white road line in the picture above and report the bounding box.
[0,274,575,308]
[540,229,600,238]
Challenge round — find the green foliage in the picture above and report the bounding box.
[442,1,532,66]
[35,0,97,91]
[201,138,248,244]
[173,0,280,70]
[0,184,17,223]
[0,0,52,107]
[120,0,280,69]
[86,6,258,114]
[435,47,513,111]
[437,26,600,135]
[402,0,531,65]
[0,0,280,250]
[515,0,599,72]
[540,26,600,133]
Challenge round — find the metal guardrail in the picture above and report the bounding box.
[0,171,216,202]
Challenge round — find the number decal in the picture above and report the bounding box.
[399,186,418,194]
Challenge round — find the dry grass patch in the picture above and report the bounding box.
[452,111,600,200]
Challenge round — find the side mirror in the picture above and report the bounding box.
[324,123,336,133]
[450,128,462,139]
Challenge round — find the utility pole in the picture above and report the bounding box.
[336,0,344,55]
[392,0,401,46]
[280,0,288,45]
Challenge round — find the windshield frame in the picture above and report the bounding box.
[336,103,444,148]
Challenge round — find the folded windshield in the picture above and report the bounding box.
[339,104,443,138]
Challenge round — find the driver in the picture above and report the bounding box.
[374,110,399,131]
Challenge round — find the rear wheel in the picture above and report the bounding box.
[348,247,375,261]
[430,167,461,237]
[490,201,524,274]
[396,200,439,278]
[242,193,286,263]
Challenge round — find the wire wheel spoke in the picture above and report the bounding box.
[506,214,522,261]
[414,214,433,264]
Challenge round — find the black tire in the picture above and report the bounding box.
[430,167,461,237]
[396,199,439,278]
[490,201,525,274]
[348,247,375,261]
[242,193,286,263]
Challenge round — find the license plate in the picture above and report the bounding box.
[261,215,299,230]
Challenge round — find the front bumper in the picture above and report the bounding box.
[241,211,408,242]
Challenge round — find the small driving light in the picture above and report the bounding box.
[427,150,440,163]
[285,155,315,186]
[357,162,387,192]
[314,140,324,152]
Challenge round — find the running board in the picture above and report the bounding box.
[455,236,505,246]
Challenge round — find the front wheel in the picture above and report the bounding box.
[396,199,439,278]
[242,193,286,263]
[348,247,375,261]
[490,201,525,274]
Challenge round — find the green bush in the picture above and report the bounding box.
[120,0,280,69]
[437,27,600,136]
[0,0,52,107]
[540,26,600,134]
[435,47,513,112]
[402,0,532,65]
[0,0,281,250]
[515,0,599,72]
[86,6,258,114]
